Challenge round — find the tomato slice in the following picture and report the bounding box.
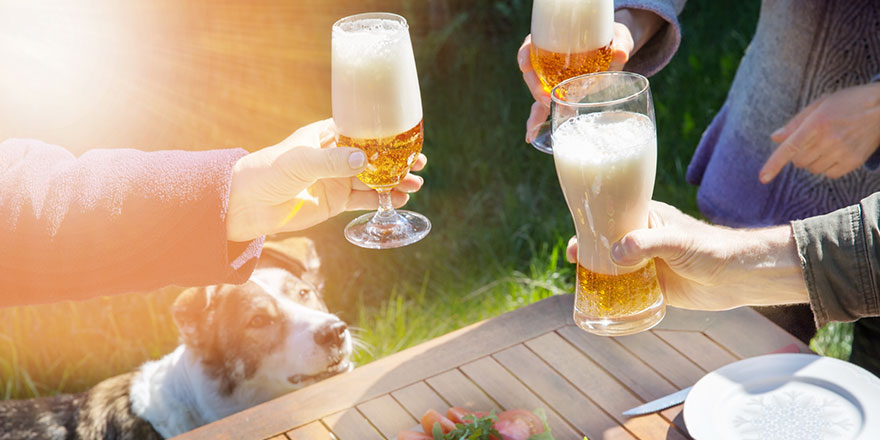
[446,406,473,425]
[397,430,433,440]
[420,409,457,434]
[493,409,544,439]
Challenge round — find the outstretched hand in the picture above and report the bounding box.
[760,82,880,183]
[226,119,426,241]
[565,201,808,311]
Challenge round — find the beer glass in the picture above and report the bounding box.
[530,0,614,154]
[550,72,664,336]
[331,12,431,249]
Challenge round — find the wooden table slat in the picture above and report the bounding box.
[285,421,333,440]
[390,381,450,423]
[357,395,418,439]
[653,330,739,372]
[265,436,288,440]
[556,325,679,402]
[425,369,501,412]
[703,307,809,357]
[323,409,384,440]
[614,331,707,388]
[522,333,688,440]
[460,355,582,439]
[493,344,636,440]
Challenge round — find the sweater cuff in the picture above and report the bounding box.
[792,202,877,327]
[615,0,683,77]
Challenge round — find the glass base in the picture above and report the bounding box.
[344,210,431,249]
[530,120,553,154]
[573,295,666,337]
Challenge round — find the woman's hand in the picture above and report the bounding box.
[518,24,634,143]
[760,82,880,183]
[565,201,808,311]
[226,119,426,241]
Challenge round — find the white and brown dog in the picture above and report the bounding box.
[0,239,352,440]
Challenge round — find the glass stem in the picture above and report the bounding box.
[375,189,395,220]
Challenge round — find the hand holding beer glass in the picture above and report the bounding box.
[331,13,431,249]
[528,0,614,153]
[551,72,664,336]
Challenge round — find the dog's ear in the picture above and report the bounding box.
[172,286,214,349]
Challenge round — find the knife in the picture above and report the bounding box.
[621,386,692,417]
[621,343,802,417]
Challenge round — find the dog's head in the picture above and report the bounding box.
[171,239,351,403]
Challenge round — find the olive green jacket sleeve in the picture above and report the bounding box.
[792,193,880,327]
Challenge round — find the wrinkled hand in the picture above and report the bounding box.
[760,82,880,183]
[565,201,807,311]
[226,119,426,241]
[518,23,634,143]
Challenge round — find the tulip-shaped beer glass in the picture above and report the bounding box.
[332,13,430,249]
[530,0,614,153]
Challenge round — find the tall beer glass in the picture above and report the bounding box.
[551,72,664,336]
[530,0,614,154]
[332,13,430,249]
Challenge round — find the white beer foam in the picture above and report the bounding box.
[332,18,423,139]
[553,111,654,165]
[531,0,613,53]
[552,111,657,275]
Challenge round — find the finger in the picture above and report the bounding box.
[825,161,858,180]
[410,153,427,171]
[347,190,410,211]
[610,228,687,267]
[351,173,424,193]
[608,22,633,71]
[566,236,578,264]
[280,146,368,181]
[761,123,821,183]
[790,143,823,168]
[526,101,551,143]
[523,70,550,106]
[805,154,837,176]
[517,35,533,73]
[770,96,825,143]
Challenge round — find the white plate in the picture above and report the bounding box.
[684,353,880,440]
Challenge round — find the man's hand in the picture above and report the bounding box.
[566,201,808,310]
[226,119,426,242]
[760,82,880,183]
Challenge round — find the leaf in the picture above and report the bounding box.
[433,422,444,440]
[527,408,555,440]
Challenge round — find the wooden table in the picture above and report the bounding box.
[175,294,809,440]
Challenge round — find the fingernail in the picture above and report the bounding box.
[771,127,784,138]
[349,151,366,168]
[759,172,769,184]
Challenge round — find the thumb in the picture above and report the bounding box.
[610,228,685,267]
[280,146,368,182]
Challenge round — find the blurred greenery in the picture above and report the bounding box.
[1,0,851,401]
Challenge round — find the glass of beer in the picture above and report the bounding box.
[331,12,430,249]
[550,72,664,336]
[530,0,614,154]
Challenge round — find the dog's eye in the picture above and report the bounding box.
[298,289,311,299]
[248,315,272,328]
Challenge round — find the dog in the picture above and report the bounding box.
[0,238,353,440]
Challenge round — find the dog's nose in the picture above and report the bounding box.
[314,321,347,347]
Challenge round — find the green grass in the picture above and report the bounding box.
[0,0,853,400]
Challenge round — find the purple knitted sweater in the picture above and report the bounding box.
[0,138,264,307]
[617,0,880,226]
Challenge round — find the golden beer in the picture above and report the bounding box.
[339,119,423,190]
[530,44,613,93]
[576,260,662,318]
